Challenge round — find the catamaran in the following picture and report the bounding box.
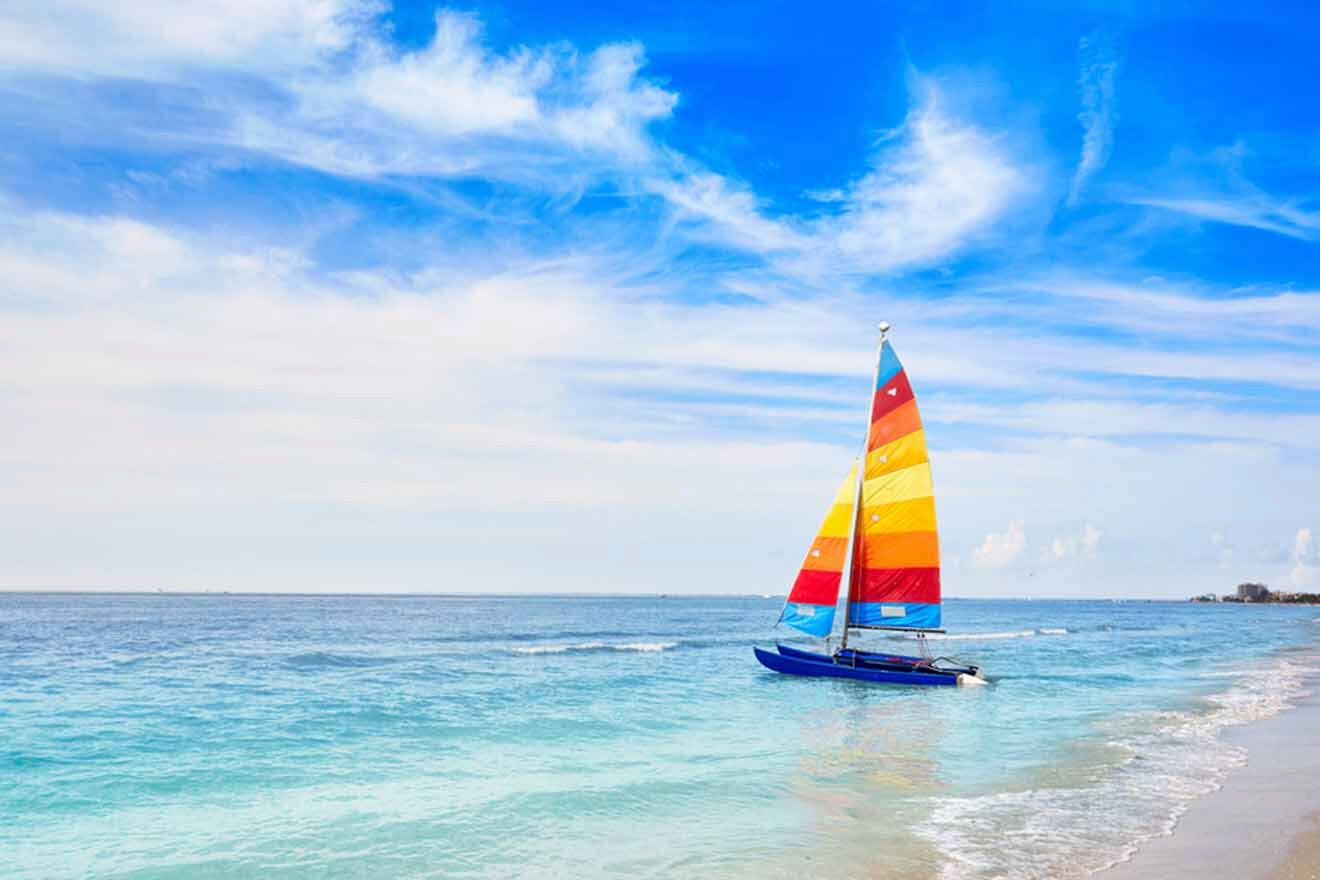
[754,323,986,687]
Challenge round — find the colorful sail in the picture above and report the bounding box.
[847,340,941,630]
[779,463,858,637]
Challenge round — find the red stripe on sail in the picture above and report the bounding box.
[852,567,941,604]
[870,370,914,423]
[788,568,844,605]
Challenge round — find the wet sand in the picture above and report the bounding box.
[1267,811,1320,880]
[1100,658,1320,880]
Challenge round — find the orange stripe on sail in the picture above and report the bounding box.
[861,530,940,569]
[868,399,923,450]
[801,535,849,571]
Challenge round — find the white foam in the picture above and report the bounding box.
[920,630,1038,641]
[915,656,1312,880]
[919,628,1068,641]
[512,641,678,655]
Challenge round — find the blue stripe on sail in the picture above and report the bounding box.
[848,601,941,630]
[875,341,903,389]
[779,602,836,637]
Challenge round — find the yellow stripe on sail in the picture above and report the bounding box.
[861,461,932,508]
[817,463,858,538]
[865,429,929,479]
[832,465,858,504]
[862,496,938,534]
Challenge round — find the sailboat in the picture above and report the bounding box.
[754,323,986,687]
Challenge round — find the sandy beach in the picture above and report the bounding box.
[1101,653,1320,880]
[1268,812,1320,880]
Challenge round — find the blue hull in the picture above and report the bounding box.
[754,644,974,687]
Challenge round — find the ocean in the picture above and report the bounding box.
[3,593,1317,879]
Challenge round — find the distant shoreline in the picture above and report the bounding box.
[1,590,1199,601]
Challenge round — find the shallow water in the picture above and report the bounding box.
[2,594,1316,879]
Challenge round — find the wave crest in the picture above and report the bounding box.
[918,628,1068,641]
[512,641,679,655]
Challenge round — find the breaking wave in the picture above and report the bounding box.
[511,641,680,655]
[917,628,1069,641]
[914,655,1316,880]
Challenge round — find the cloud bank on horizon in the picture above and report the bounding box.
[1,1,1317,597]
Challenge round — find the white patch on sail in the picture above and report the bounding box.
[881,605,906,617]
[887,387,898,396]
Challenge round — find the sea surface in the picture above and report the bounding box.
[3,594,1318,880]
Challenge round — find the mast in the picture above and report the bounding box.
[839,321,890,651]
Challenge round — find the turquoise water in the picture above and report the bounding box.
[3,594,1318,879]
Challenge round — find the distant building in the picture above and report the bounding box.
[1237,582,1270,602]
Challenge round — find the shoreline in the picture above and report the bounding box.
[1098,649,1320,880]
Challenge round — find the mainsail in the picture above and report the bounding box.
[847,339,941,630]
[778,463,858,637]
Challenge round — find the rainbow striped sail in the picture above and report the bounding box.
[777,327,942,637]
[757,325,985,683]
[779,464,857,636]
[848,339,941,630]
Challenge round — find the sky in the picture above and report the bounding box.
[1,1,1318,597]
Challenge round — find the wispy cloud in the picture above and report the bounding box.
[655,77,1032,276]
[0,0,377,76]
[241,10,678,179]
[1068,31,1120,205]
[1126,142,1320,240]
[1129,194,1320,240]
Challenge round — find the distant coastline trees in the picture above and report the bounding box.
[1192,582,1320,604]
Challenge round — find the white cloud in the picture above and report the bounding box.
[1131,195,1320,241]
[648,170,805,253]
[654,78,1031,276]
[338,14,674,154]
[1290,528,1317,589]
[1068,32,1119,205]
[0,0,375,76]
[1126,143,1320,241]
[1049,523,1104,561]
[4,209,1320,594]
[240,11,677,179]
[972,520,1026,569]
[1,5,1026,281]
[819,81,1029,274]
[0,5,676,184]
[1010,275,1320,344]
[347,12,548,138]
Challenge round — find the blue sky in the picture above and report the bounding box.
[1,1,1317,596]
